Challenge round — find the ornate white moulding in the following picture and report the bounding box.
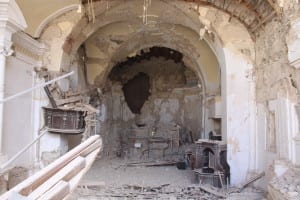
[287,18,300,69]
[293,135,300,167]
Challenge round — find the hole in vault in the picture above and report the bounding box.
[122,72,150,114]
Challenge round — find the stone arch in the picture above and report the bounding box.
[34,4,79,38]
[39,0,256,185]
[91,26,212,93]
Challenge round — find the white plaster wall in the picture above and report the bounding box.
[34,78,69,167]
[31,75,48,165]
[2,56,70,168]
[222,48,256,185]
[256,104,277,189]
[3,56,33,166]
[294,135,300,166]
[269,98,298,162]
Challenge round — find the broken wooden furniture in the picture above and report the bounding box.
[194,139,230,188]
[194,169,225,188]
[43,107,86,134]
[42,80,100,137]
[124,124,180,159]
[0,135,102,200]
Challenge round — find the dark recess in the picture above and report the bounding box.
[109,47,184,114]
[122,73,150,114]
[109,47,183,81]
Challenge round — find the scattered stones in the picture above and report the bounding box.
[289,185,296,191]
[72,185,223,200]
[269,168,300,200]
[288,191,299,198]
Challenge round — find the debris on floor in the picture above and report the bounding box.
[269,167,300,200]
[71,157,266,200]
[72,184,224,200]
[72,182,266,200]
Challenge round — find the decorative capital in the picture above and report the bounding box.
[0,38,13,56]
[0,46,13,56]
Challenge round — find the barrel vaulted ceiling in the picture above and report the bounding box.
[16,0,280,38]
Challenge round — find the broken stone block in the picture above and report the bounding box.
[288,185,296,191]
[287,191,299,198]
[0,175,7,194]
[8,167,29,189]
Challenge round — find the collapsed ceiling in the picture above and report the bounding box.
[81,0,280,34]
[182,0,280,33]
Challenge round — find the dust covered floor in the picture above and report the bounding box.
[79,157,195,187]
[70,157,266,200]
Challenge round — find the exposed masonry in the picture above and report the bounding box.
[82,0,279,36]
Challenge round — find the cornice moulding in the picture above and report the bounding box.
[13,32,48,56]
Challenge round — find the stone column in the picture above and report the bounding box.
[0,0,26,157]
[293,104,300,166]
[0,41,13,157]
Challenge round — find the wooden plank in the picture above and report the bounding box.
[240,172,265,189]
[0,135,100,199]
[266,0,282,15]
[80,139,102,157]
[125,160,177,167]
[82,104,99,114]
[198,185,227,198]
[250,11,276,32]
[63,148,101,200]
[28,156,86,199]
[55,96,83,106]
[218,171,224,189]
[37,181,70,200]
[43,86,57,108]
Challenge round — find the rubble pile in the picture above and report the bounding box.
[73,185,222,200]
[269,168,300,199]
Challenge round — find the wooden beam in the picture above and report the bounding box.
[0,135,101,199]
[266,0,282,15]
[36,181,70,200]
[253,0,263,10]
[63,148,101,200]
[198,185,227,198]
[27,156,86,199]
[80,139,102,157]
[250,11,276,32]
[55,96,83,106]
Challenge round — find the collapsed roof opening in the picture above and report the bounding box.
[106,46,203,156]
[111,47,184,72]
[122,73,150,114]
[109,47,198,115]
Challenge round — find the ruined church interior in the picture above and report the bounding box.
[0,0,300,199]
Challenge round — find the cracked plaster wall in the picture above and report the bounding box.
[254,0,300,193]
[100,57,203,157]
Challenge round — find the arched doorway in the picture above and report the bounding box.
[40,0,256,185]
